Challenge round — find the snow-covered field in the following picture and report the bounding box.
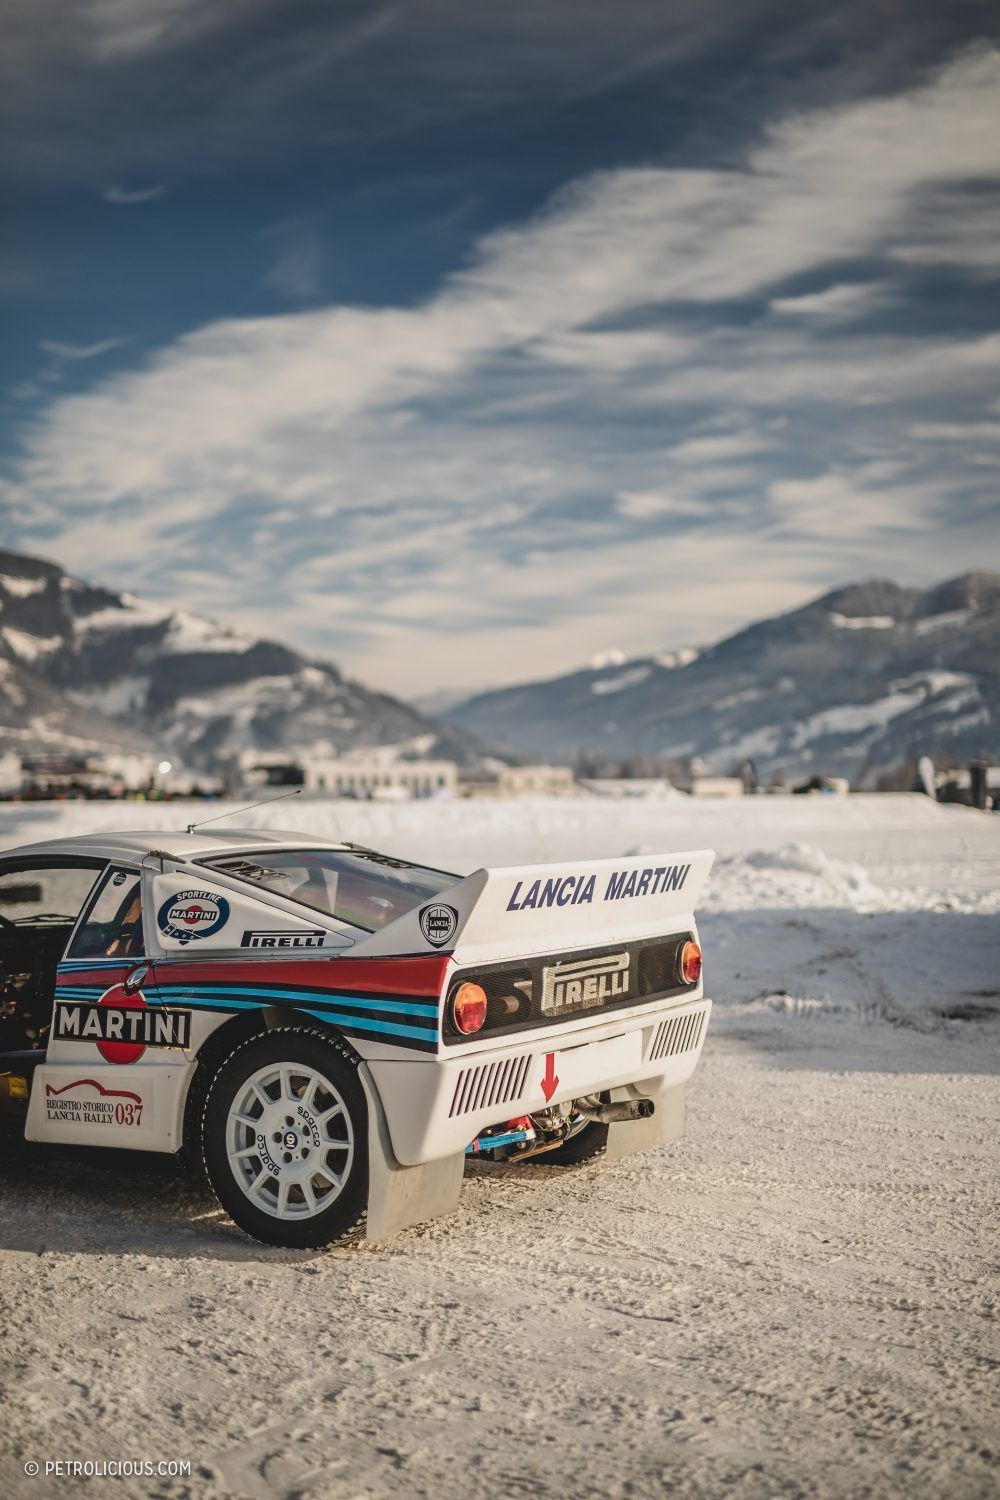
[1,793,997,1499]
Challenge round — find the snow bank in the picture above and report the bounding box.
[706,842,885,911]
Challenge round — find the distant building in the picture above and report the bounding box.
[460,764,576,798]
[239,749,457,799]
[676,774,745,798]
[304,756,457,799]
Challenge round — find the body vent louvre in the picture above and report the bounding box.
[449,1054,532,1117]
[647,1008,706,1063]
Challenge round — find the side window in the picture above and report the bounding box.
[0,864,103,926]
[70,868,145,961]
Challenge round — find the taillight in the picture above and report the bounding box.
[451,982,488,1035]
[678,939,702,986]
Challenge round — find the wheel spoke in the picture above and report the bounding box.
[276,1178,290,1218]
[314,1163,344,1191]
[301,1179,317,1214]
[232,1111,260,1130]
[317,1103,344,1126]
[231,1145,259,1161]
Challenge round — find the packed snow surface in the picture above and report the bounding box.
[0,794,997,1499]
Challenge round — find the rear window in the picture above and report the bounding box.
[201,847,455,933]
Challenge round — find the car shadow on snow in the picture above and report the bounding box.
[0,1142,340,1262]
[699,905,1000,1076]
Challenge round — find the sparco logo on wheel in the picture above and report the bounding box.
[157,888,230,944]
[419,903,458,948]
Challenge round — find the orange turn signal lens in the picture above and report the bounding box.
[679,939,702,986]
[452,981,488,1035]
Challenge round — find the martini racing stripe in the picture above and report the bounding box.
[154,983,438,1015]
[155,982,440,1049]
[56,989,437,1047]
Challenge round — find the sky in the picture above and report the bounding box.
[2,1,1000,699]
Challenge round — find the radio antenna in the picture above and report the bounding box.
[185,788,302,836]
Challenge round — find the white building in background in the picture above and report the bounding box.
[681,775,745,798]
[303,756,457,799]
[459,764,577,798]
[237,748,457,799]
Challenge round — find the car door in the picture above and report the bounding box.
[0,856,107,1053]
[55,863,155,1061]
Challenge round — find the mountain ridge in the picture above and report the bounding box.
[0,547,485,770]
[444,573,1000,784]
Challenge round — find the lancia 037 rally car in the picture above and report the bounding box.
[0,829,713,1247]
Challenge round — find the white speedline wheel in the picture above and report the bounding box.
[225,1060,355,1222]
[203,1029,368,1249]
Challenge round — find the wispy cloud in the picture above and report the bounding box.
[4,47,1000,692]
[262,217,324,301]
[770,282,889,319]
[39,337,127,361]
[83,0,223,62]
[102,183,167,204]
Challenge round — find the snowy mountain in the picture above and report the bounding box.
[0,548,481,770]
[445,575,1000,784]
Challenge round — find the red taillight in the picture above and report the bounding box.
[452,982,488,1035]
[679,939,702,986]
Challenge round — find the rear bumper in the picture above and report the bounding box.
[368,996,711,1165]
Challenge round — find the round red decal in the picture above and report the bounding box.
[96,983,147,1065]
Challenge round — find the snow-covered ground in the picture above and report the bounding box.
[1,794,997,1499]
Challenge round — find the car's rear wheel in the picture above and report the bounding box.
[202,1028,367,1248]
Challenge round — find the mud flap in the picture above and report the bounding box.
[358,1062,464,1244]
[604,1081,685,1163]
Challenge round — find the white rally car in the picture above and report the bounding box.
[0,829,713,1247]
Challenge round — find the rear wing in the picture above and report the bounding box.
[350,850,715,963]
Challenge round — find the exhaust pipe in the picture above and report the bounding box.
[576,1099,654,1124]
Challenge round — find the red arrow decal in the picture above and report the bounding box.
[541,1052,559,1103]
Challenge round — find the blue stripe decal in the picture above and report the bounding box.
[58,960,130,970]
[157,994,435,1042]
[58,960,130,972]
[155,984,438,1019]
[296,1009,436,1041]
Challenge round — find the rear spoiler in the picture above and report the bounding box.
[350,850,715,963]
